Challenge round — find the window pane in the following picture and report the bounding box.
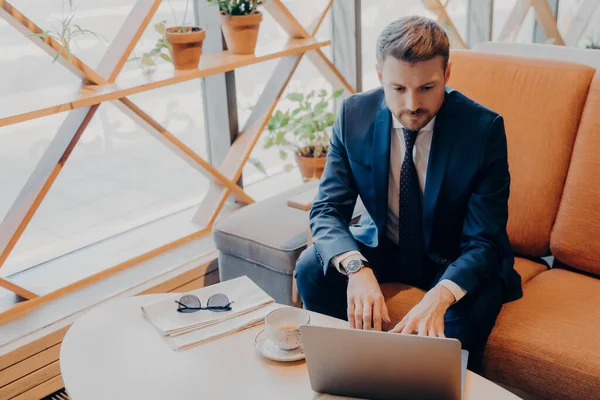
[0,0,210,279]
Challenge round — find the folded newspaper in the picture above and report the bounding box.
[141,276,275,339]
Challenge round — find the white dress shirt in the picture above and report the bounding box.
[331,114,467,302]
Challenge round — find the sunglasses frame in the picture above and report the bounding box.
[175,293,234,313]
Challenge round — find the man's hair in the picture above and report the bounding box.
[376,16,449,68]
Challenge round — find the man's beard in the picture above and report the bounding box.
[397,109,433,131]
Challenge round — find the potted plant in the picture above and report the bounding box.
[163,0,206,70]
[207,0,264,55]
[263,88,344,181]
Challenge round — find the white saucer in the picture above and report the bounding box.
[254,329,305,362]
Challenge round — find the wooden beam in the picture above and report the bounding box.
[0,38,330,128]
[564,0,600,46]
[0,106,99,296]
[97,0,163,82]
[532,0,565,45]
[193,54,304,227]
[308,0,333,36]
[114,99,255,205]
[306,49,356,95]
[0,227,211,325]
[0,344,60,387]
[0,326,68,371]
[0,0,102,83]
[0,360,60,399]
[11,374,64,400]
[0,279,37,300]
[497,0,533,42]
[263,0,310,38]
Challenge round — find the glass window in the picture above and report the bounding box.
[0,0,210,278]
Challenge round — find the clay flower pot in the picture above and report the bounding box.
[165,26,206,70]
[295,153,327,182]
[218,12,263,55]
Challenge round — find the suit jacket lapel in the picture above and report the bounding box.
[423,91,456,250]
[372,99,392,233]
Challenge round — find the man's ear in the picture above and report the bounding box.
[444,60,452,84]
[376,63,383,85]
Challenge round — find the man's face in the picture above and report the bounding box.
[377,55,451,131]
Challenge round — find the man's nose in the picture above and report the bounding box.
[405,91,420,112]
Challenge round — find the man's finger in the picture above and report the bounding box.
[382,301,392,324]
[417,323,427,337]
[347,301,355,329]
[373,300,383,331]
[436,329,446,338]
[363,300,373,331]
[354,302,363,330]
[428,326,437,337]
[390,316,407,333]
[401,318,417,335]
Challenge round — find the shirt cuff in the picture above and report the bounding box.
[331,251,366,275]
[438,279,467,303]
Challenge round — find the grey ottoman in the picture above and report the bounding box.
[213,181,319,306]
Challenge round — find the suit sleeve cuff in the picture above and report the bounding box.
[331,251,366,275]
[438,279,467,303]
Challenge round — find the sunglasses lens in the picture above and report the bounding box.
[178,295,201,311]
[207,293,231,311]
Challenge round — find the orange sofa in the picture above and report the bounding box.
[382,51,600,399]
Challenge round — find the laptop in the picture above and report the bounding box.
[300,325,468,400]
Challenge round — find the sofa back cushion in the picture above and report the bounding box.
[447,50,595,257]
[551,71,600,276]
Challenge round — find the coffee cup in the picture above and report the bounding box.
[265,307,310,350]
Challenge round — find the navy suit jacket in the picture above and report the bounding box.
[309,87,522,302]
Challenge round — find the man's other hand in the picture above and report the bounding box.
[347,268,391,331]
[390,285,455,337]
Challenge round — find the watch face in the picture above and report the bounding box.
[346,259,362,273]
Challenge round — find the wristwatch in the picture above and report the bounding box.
[344,259,371,275]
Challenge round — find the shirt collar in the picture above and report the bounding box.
[392,114,436,133]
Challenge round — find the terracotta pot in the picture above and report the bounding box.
[218,12,263,55]
[165,26,206,70]
[295,153,327,182]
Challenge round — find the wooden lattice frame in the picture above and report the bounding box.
[422,0,467,49]
[495,0,600,45]
[0,0,354,322]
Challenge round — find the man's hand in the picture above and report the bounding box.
[347,268,391,331]
[390,285,455,337]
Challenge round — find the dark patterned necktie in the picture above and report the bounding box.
[398,128,424,281]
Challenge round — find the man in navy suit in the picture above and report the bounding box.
[295,16,522,373]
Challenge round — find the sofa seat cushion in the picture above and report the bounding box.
[381,257,547,325]
[485,268,600,400]
[213,181,319,276]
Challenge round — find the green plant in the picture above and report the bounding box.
[206,0,264,15]
[29,0,106,63]
[130,22,173,68]
[129,0,196,68]
[585,40,600,49]
[263,88,343,162]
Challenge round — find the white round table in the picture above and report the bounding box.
[60,295,520,400]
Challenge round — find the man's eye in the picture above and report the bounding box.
[422,86,434,91]
[394,87,405,92]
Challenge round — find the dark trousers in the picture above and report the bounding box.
[294,239,505,374]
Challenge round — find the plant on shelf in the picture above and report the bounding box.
[261,88,344,181]
[585,37,600,49]
[130,21,173,72]
[29,0,106,63]
[206,0,265,55]
[131,0,205,72]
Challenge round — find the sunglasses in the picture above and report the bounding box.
[175,293,234,313]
